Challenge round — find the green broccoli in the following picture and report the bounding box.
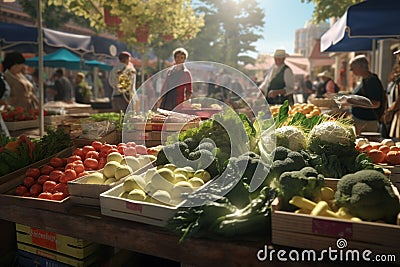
[267,147,307,181]
[183,137,198,151]
[278,166,325,211]
[335,170,400,223]
[155,142,189,167]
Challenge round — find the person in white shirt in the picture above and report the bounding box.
[108,51,138,113]
[259,49,295,105]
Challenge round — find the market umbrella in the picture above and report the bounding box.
[320,0,400,52]
[0,22,93,54]
[84,59,113,71]
[25,48,83,70]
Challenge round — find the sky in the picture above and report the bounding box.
[250,0,316,57]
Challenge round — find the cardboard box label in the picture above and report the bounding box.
[312,218,353,238]
[126,201,143,213]
[31,228,57,250]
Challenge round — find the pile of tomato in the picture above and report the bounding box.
[1,106,44,122]
[14,140,156,201]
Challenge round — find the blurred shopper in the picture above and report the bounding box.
[316,70,339,98]
[2,51,38,109]
[387,53,400,138]
[0,60,11,105]
[350,55,385,136]
[157,47,192,110]
[48,68,73,103]
[74,72,92,104]
[108,51,138,113]
[302,74,313,103]
[259,49,295,105]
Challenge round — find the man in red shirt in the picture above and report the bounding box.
[158,47,192,110]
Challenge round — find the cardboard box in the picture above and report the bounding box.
[17,244,99,267]
[16,224,98,259]
[271,179,400,263]
[5,119,39,131]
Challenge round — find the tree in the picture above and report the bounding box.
[19,0,91,29]
[186,0,264,68]
[301,0,363,22]
[48,0,204,48]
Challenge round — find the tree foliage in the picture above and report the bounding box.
[301,0,363,22]
[186,0,264,67]
[19,0,90,29]
[48,0,204,48]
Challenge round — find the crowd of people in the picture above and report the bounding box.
[2,47,400,140]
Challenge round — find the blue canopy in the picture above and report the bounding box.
[25,48,83,70]
[321,0,400,52]
[0,22,92,54]
[84,59,113,71]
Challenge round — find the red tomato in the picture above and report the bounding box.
[59,173,68,184]
[117,142,126,147]
[53,183,69,196]
[43,180,57,193]
[77,171,90,178]
[97,157,107,170]
[49,170,63,182]
[23,176,35,188]
[25,168,41,179]
[73,148,85,158]
[107,148,119,155]
[15,185,28,196]
[40,165,54,175]
[124,146,137,157]
[85,150,99,160]
[82,145,96,155]
[100,144,113,153]
[37,175,50,185]
[126,141,136,147]
[135,145,147,155]
[64,169,77,181]
[50,157,66,168]
[67,155,82,164]
[91,141,103,151]
[117,145,125,154]
[99,150,109,158]
[73,163,85,174]
[38,192,53,200]
[30,183,43,196]
[84,158,98,169]
[51,192,65,201]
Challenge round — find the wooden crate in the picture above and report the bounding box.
[0,148,74,213]
[16,224,99,259]
[68,161,153,207]
[271,179,400,263]
[131,121,199,132]
[100,183,180,227]
[17,244,99,267]
[5,120,39,131]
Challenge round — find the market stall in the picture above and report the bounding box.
[0,100,399,266]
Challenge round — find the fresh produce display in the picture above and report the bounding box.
[117,163,211,205]
[166,155,277,242]
[1,106,43,121]
[334,170,400,223]
[355,138,400,165]
[0,128,71,177]
[269,101,380,178]
[89,112,124,131]
[270,103,321,118]
[83,153,156,185]
[286,169,400,224]
[13,140,154,200]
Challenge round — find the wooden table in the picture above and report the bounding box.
[0,202,378,267]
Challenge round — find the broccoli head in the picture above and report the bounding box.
[267,149,307,181]
[278,166,325,211]
[335,170,400,223]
